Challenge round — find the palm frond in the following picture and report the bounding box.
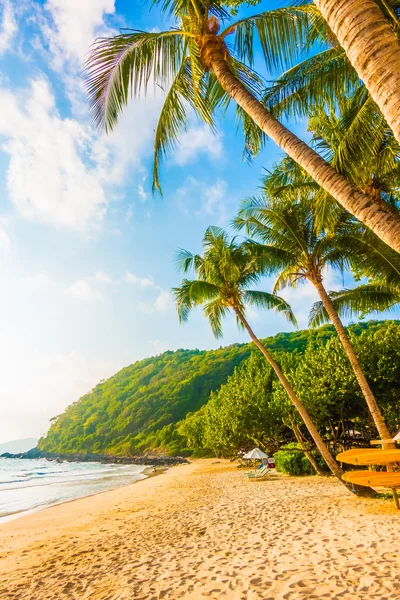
[172,278,220,323]
[203,298,230,338]
[174,248,204,273]
[152,57,215,192]
[309,285,400,327]
[340,228,400,287]
[230,5,321,72]
[244,290,298,327]
[264,48,359,121]
[85,30,186,132]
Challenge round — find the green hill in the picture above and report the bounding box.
[38,321,393,456]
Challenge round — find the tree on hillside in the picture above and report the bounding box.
[84,0,400,252]
[313,0,400,144]
[172,225,348,482]
[236,196,396,449]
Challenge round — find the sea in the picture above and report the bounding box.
[0,457,148,523]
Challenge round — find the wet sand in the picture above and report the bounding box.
[1,459,399,599]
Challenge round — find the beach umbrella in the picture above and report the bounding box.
[243,448,268,472]
[243,448,268,460]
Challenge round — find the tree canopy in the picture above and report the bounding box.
[38,320,398,457]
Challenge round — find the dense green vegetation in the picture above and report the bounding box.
[39,320,397,457]
[39,345,249,456]
[179,321,400,460]
[274,444,316,477]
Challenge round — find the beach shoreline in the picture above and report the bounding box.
[1,459,399,599]
[0,462,166,526]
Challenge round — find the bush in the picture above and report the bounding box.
[274,443,314,476]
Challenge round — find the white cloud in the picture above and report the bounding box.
[95,270,112,284]
[93,92,164,186]
[0,78,108,230]
[125,271,155,288]
[174,126,223,165]
[154,290,171,312]
[149,339,170,355]
[138,184,148,202]
[196,179,229,220]
[125,270,171,313]
[38,0,165,173]
[125,203,134,223]
[246,306,259,319]
[137,168,149,201]
[0,0,17,56]
[1,0,166,221]
[0,341,120,442]
[0,76,164,231]
[42,0,116,70]
[65,278,103,301]
[0,223,10,249]
[23,272,52,290]
[175,177,230,223]
[138,290,172,314]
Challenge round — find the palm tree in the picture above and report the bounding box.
[235,197,396,449]
[172,225,345,480]
[313,0,400,145]
[310,225,400,325]
[261,2,400,143]
[253,93,400,237]
[84,0,400,252]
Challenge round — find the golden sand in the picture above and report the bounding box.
[1,459,400,599]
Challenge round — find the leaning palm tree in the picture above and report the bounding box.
[248,90,400,233]
[235,197,396,449]
[172,225,345,480]
[310,225,400,327]
[84,0,400,252]
[313,0,400,144]
[260,2,400,150]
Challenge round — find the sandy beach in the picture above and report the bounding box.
[1,459,400,599]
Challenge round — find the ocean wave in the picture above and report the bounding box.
[0,461,149,521]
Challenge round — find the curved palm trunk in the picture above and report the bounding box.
[209,56,400,253]
[232,307,344,481]
[314,0,400,145]
[292,423,324,476]
[313,280,395,450]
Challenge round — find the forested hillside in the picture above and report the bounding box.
[39,321,392,456]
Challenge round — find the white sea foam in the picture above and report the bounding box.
[0,458,147,523]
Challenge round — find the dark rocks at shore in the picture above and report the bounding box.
[0,447,189,466]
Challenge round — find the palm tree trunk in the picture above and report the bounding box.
[292,423,324,476]
[314,0,400,145]
[209,55,400,254]
[313,279,395,450]
[232,307,345,481]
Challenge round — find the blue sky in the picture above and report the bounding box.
[0,0,396,443]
